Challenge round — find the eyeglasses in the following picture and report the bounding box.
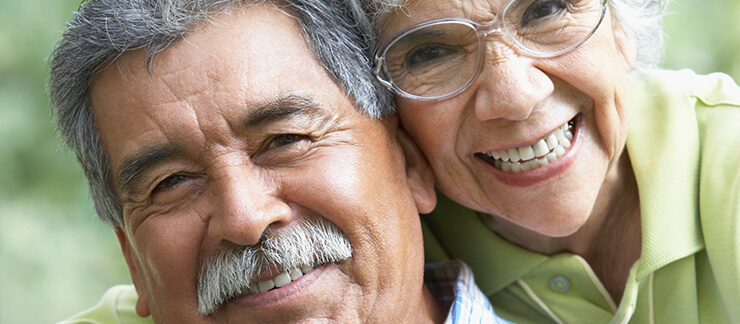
[375,0,608,101]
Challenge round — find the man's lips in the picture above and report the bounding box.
[247,263,316,295]
[224,262,340,311]
[476,116,577,172]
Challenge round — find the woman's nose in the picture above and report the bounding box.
[472,42,553,121]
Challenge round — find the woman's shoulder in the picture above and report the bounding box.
[631,69,740,107]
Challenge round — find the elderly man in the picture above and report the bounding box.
[50,0,510,322]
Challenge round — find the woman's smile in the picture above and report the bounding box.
[476,115,577,173]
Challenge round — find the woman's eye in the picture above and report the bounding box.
[153,174,188,192]
[405,44,460,69]
[521,0,567,27]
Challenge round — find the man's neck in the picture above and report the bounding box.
[420,285,447,323]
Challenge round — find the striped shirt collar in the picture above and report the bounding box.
[424,260,514,324]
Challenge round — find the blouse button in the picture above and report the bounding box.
[550,276,570,293]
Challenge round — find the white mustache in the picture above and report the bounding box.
[197,217,353,315]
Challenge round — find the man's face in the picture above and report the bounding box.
[90,5,434,322]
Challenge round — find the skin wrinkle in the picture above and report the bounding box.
[118,144,183,199]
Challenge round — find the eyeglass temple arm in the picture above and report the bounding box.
[374,57,395,90]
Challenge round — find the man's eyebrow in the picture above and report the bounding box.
[117,144,182,197]
[242,94,325,128]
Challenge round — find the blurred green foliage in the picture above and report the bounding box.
[663,1,740,78]
[0,0,131,323]
[0,0,738,323]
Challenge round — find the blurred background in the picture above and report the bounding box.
[0,0,738,322]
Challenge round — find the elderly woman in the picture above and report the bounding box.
[367,0,740,322]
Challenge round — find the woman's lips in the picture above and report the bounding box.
[476,116,577,173]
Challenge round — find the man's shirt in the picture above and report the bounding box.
[425,260,513,324]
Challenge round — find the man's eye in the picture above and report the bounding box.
[153,174,188,192]
[521,0,567,27]
[269,134,310,149]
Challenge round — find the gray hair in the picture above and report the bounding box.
[49,0,395,228]
[362,0,670,71]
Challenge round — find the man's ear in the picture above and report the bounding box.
[396,127,437,214]
[611,12,636,70]
[115,227,151,318]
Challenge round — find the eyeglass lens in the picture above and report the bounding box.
[382,0,605,99]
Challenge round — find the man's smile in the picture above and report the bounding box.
[247,263,316,295]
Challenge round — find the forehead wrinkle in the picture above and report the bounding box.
[460,0,501,20]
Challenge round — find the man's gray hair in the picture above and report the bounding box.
[49,0,395,228]
[363,0,670,71]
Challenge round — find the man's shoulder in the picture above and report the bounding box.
[58,285,153,324]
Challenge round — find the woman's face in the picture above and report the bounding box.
[381,0,635,237]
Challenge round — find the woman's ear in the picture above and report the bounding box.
[115,227,152,318]
[396,127,437,214]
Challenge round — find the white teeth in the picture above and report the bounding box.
[301,264,314,274]
[546,152,557,162]
[289,268,303,281]
[537,157,549,167]
[561,137,571,149]
[511,162,522,173]
[533,139,549,157]
[257,279,275,293]
[248,265,314,295]
[521,161,532,172]
[502,161,512,172]
[273,271,291,288]
[546,134,558,150]
[508,148,520,162]
[518,145,535,161]
[480,119,575,173]
[556,128,571,149]
[555,145,566,157]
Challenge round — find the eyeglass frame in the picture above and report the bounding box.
[374,0,609,102]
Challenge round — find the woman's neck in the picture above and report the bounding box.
[481,151,642,303]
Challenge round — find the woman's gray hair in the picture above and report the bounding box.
[363,0,670,71]
[49,0,394,228]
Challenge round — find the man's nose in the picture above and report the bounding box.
[472,41,553,121]
[206,164,292,247]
